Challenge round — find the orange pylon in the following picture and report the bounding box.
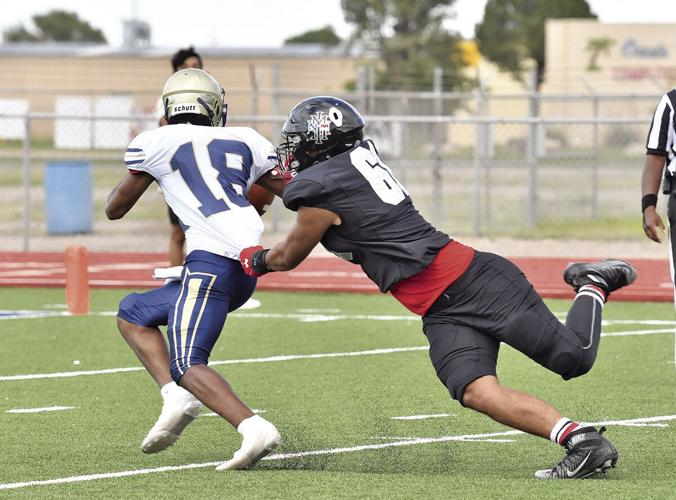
[65,245,89,315]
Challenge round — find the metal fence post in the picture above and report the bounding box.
[472,82,485,236]
[356,66,367,111]
[482,90,492,228]
[22,114,31,251]
[270,63,281,233]
[399,94,409,186]
[432,67,443,227]
[270,64,280,137]
[367,64,376,114]
[249,64,262,128]
[527,70,539,227]
[591,94,599,220]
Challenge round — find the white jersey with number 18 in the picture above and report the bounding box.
[124,124,277,259]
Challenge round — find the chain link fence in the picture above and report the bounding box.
[0,88,659,252]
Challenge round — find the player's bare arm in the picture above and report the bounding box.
[267,206,340,270]
[641,153,666,243]
[239,206,339,276]
[106,171,155,220]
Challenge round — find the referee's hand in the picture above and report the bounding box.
[643,207,666,243]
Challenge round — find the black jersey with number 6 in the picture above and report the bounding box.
[283,140,451,292]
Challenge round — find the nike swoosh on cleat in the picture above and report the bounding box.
[566,451,592,477]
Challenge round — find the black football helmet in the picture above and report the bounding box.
[277,96,365,172]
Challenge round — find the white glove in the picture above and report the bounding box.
[152,266,184,284]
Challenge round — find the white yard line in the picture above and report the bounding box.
[602,319,676,325]
[232,312,419,322]
[614,423,668,427]
[0,310,419,322]
[3,309,675,328]
[1,414,673,491]
[296,308,343,313]
[5,309,676,328]
[602,328,676,337]
[201,409,266,417]
[0,462,223,491]
[0,366,145,381]
[0,346,429,381]
[6,406,76,414]
[391,413,455,420]
[592,415,676,426]
[0,316,673,382]
[0,310,67,320]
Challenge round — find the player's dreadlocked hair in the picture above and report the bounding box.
[171,46,203,72]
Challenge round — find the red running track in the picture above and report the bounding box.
[0,251,672,302]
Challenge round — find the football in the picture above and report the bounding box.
[247,184,275,216]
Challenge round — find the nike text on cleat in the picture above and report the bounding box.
[216,417,282,471]
[563,259,637,296]
[534,426,619,479]
[141,391,202,454]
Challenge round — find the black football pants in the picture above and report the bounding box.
[422,251,603,405]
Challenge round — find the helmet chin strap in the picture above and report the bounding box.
[221,103,228,126]
[197,97,216,125]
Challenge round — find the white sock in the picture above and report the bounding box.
[237,414,266,435]
[160,381,180,399]
[549,417,580,445]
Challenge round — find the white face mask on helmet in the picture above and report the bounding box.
[162,68,224,127]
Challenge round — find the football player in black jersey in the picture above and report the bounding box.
[239,96,637,479]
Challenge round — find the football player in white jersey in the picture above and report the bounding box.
[106,68,288,470]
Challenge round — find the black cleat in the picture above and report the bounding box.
[534,426,619,479]
[563,259,637,295]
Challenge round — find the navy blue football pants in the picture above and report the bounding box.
[117,250,257,382]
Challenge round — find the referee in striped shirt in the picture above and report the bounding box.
[642,90,674,265]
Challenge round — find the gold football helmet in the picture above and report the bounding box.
[162,68,224,127]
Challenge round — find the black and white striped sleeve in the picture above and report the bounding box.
[646,90,676,156]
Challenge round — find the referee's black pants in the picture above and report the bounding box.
[668,193,676,295]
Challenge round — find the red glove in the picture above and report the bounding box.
[239,245,271,277]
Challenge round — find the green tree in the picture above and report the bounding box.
[586,37,614,71]
[341,0,469,91]
[4,26,39,42]
[284,26,341,47]
[3,10,106,43]
[475,0,595,88]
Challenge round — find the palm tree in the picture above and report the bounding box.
[586,38,614,71]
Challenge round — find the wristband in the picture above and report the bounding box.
[642,194,658,213]
[251,249,272,275]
